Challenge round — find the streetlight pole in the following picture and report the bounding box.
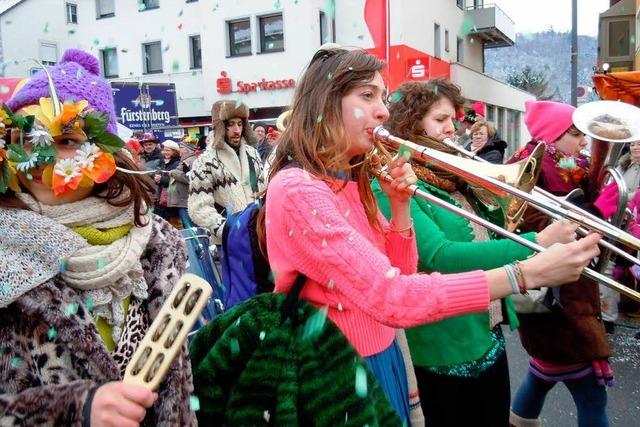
[571,0,578,106]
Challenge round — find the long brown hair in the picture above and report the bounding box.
[269,48,386,218]
[0,151,155,227]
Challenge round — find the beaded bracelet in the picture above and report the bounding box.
[389,218,414,233]
[503,264,521,295]
[513,261,529,295]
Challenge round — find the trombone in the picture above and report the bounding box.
[371,126,640,302]
[439,138,640,268]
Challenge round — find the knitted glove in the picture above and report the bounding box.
[593,182,620,220]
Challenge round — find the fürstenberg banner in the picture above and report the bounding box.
[111,82,179,136]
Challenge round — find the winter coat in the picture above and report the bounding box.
[188,135,265,244]
[465,136,507,164]
[141,148,162,171]
[0,216,197,426]
[168,153,196,208]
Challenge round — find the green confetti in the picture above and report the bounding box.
[301,305,328,340]
[59,258,68,272]
[97,258,106,269]
[259,331,266,340]
[324,0,336,19]
[68,29,76,35]
[191,70,198,76]
[93,39,100,45]
[189,395,200,411]
[172,60,180,72]
[47,327,57,340]
[65,302,79,316]
[10,357,21,367]
[355,364,368,398]
[43,22,48,33]
[163,44,171,52]
[459,15,475,37]
[178,9,184,17]
[85,298,94,311]
[390,91,403,103]
[327,72,333,80]
[267,42,275,49]
[138,3,146,11]
[316,115,323,123]
[274,0,282,10]
[230,337,240,355]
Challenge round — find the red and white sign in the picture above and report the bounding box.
[407,57,429,80]
[215,70,295,94]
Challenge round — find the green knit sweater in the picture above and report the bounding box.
[373,178,537,368]
[190,292,401,426]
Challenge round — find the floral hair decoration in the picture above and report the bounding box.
[0,66,124,196]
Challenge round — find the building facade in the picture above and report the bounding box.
[0,0,533,150]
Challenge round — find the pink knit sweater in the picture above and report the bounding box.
[265,168,490,357]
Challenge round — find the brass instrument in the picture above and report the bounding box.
[124,274,212,390]
[371,126,640,302]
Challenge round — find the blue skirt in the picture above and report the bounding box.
[365,339,411,426]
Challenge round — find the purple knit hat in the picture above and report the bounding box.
[7,49,117,134]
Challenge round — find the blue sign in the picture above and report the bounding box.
[111,82,178,138]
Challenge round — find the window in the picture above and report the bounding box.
[66,3,77,24]
[609,20,630,57]
[445,29,450,52]
[189,35,202,69]
[473,0,483,8]
[100,48,118,78]
[186,0,198,2]
[457,0,464,10]
[142,41,163,73]
[95,0,114,18]
[39,42,58,66]
[320,10,335,44]
[259,13,284,53]
[434,23,441,58]
[141,0,159,10]
[227,18,251,56]
[456,37,464,63]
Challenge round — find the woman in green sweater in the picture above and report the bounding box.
[373,80,578,426]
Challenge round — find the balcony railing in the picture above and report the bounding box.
[465,3,516,49]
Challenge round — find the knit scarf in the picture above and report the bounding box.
[15,193,152,343]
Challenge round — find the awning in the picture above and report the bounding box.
[593,72,640,105]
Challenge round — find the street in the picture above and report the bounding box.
[505,317,640,426]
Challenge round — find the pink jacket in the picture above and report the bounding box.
[265,168,490,356]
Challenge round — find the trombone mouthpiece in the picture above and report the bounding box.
[372,126,390,141]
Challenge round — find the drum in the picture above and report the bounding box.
[181,227,225,334]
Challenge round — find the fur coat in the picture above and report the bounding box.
[0,216,197,426]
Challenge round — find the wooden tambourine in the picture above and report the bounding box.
[124,273,212,390]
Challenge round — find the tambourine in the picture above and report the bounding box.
[123,273,212,390]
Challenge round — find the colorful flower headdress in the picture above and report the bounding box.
[0,64,124,196]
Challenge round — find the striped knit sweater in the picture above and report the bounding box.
[188,136,264,244]
[265,168,490,357]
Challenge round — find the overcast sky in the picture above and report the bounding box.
[494,0,612,36]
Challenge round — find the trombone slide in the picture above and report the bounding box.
[372,168,640,303]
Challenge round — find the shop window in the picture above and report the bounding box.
[101,48,118,78]
[95,0,114,18]
[143,41,163,74]
[190,35,202,69]
[66,3,77,24]
[259,13,284,53]
[141,0,159,10]
[609,20,630,57]
[228,18,251,56]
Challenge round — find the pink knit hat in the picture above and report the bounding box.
[524,100,575,143]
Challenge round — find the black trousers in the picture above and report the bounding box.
[414,350,511,427]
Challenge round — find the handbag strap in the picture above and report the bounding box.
[280,273,307,325]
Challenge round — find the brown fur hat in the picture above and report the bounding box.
[211,100,256,148]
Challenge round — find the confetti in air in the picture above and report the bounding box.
[390,91,403,103]
[47,327,57,340]
[65,302,79,316]
[316,115,323,123]
[189,395,200,411]
[301,305,328,340]
[355,364,368,397]
[10,357,21,368]
[324,0,336,18]
[138,2,146,11]
[230,337,240,355]
[259,330,266,340]
[43,22,49,33]
[274,0,282,10]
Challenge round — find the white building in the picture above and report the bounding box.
[0,0,533,151]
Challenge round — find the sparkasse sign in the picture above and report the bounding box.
[215,70,295,94]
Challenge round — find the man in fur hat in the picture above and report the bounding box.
[188,100,264,244]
